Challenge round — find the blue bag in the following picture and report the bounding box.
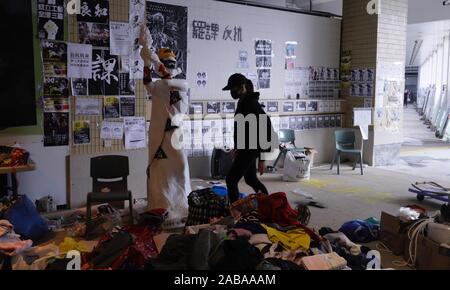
[211,186,246,199]
[5,195,49,241]
[339,219,379,243]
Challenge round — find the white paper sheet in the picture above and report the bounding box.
[100,121,124,140]
[67,43,92,79]
[75,98,101,115]
[354,108,372,140]
[110,21,132,56]
[124,117,146,149]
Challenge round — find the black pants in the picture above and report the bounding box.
[226,150,269,204]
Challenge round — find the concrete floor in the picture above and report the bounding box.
[217,107,449,269]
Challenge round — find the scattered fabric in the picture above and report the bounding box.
[186,188,229,226]
[339,220,379,243]
[258,192,300,228]
[0,220,33,256]
[209,237,263,271]
[58,237,91,255]
[148,229,224,270]
[11,243,59,270]
[301,252,347,270]
[261,224,311,251]
[227,228,252,240]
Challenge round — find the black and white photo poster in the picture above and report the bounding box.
[43,112,69,146]
[77,1,110,48]
[257,69,271,89]
[78,22,110,48]
[120,96,136,117]
[119,73,135,96]
[206,101,221,114]
[67,43,92,79]
[255,39,272,56]
[37,0,64,40]
[71,78,89,96]
[146,2,188,79]
[110,21,132,56]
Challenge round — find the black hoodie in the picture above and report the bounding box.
[233,92,274,158]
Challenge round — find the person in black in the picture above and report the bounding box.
[222,73,271,204]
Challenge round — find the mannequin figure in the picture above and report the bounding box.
[139,25,191,220]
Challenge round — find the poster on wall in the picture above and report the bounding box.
[89,49,105,95]
[42,40,67,77]
[71,78,89,96]
[146,2,188,79]
[267,101,278,113]
[196,72,208,87]
[296,101,306,112]
[78,22,110,48]
[257,69,271,89]
[120,96,136,117]
[67,43,92,79]
[119,73,135,96]
[43,98,69,113]
[37,0,64,40]
[285,41,297,70]
[256,56,272,68]
[73,120,91,145]
[237,50,249,69]
[110,21,132,56]
[129,0,146,80]
[104,96,120,118]
[103,51,120,95]
[206,101,221,114]
[222,102,236,114]
[307,101,318,112]
[44,76,69,97]
[254,39,272,56]
[77,0,109,23]
[189,102,203,115]
[124,117,147,150]
[340,50,352,88]
[75,97,101,115]
[101,121,124,140]
[43,112,69,146]
[283,101,294,113]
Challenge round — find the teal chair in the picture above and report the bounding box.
[267,129,305,171]
[330,130,363,175]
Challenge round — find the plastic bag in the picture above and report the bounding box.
[282,151,311,182]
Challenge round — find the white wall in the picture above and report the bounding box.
[408,0,450,24]
[0,135,69,206]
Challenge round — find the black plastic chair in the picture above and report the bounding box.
[86,155,133,237]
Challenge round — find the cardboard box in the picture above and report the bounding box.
[416,234,450,270]
[379,212,413,256]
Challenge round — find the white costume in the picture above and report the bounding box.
[140,26,191,219]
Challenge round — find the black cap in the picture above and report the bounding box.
[222,73,248,91]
